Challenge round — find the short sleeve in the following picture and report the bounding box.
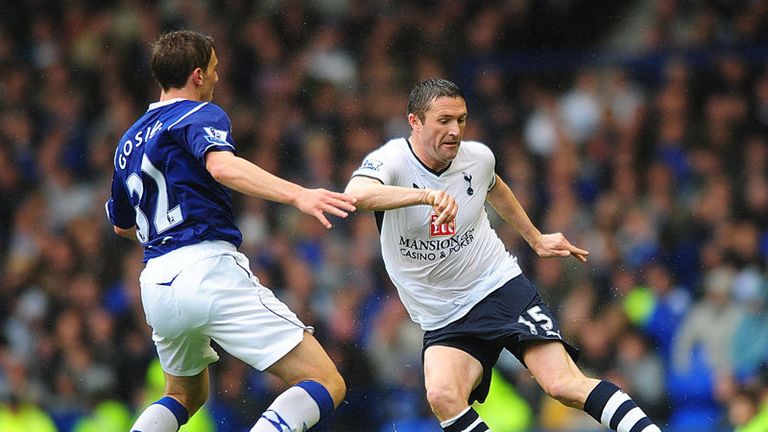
[485,146,497,191]
[105,170,136,229]
[351,143,401,186]
[169,103,236,164]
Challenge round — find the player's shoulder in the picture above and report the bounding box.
[163,100,230,130]
[197,101,228,117]
[459,140,494,159]
[353,138,407,176]
[380,137,409,152]
[368,137,409,159]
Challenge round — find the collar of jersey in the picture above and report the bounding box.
[405,138,452,177]
[147,98,192,111]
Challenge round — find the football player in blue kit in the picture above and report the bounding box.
[346,78,662,432]
[106,30,356,432]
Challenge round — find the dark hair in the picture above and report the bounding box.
[150,30,214,91]
[407,78,465,122]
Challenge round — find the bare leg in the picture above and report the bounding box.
[524,340,661,431]
[265,331,346,406]
[423,345,492,432]
[130,369,209,431]
[249,332,345,432]
[523,340,598,409]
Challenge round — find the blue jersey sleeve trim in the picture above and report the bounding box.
[203,142,235,154]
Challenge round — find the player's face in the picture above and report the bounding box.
[409,96,467,171]
[200,49,219,102]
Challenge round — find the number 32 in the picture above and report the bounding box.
[125,154,183,243]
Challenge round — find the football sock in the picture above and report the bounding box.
[250,380,334,432]
[584,381,661,432]
[130,396,189,432]
[440,406,490,432]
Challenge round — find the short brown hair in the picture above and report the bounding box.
[150,30,214,91]
[407,78,465,122]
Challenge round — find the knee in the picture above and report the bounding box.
[324,369,347,408]
[426,385,465,420]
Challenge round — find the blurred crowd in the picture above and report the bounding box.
[2,0,768,431]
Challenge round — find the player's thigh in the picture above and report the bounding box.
[423,345,483,400]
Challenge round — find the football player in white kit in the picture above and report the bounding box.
[106,31,356,432]
[346,78,662,432]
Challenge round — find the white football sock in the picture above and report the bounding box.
[250,380,334,432]
[130,396,189,432]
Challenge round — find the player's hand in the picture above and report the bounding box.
[426,189,458,226]
[295,188,357,229]
[534,232,589,263]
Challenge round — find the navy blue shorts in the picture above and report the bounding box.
[422,274,579,404]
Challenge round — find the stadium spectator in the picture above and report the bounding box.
[2,1,768,430]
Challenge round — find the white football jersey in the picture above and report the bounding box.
[352,138,522,330]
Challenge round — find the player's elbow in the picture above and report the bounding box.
[344,181,378,210]
[206,159,230,183]
[205,151,237,185]
[343,184,362,200]
[113,225,136,240]
[343,187,371,210]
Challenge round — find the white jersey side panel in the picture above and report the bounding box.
[352,138,522,330]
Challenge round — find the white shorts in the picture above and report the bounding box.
[139,241,312,376]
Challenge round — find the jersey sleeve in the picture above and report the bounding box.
[105,170,136,229]
[351,144,399,185]
[169,103,236,165]
[479,142,497,191]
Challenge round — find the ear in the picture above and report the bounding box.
[407,113,421,130]
[192,68,205,86]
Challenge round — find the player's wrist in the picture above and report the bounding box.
[527,231,544,252]
[422,189,435,206]
[286,184,307,207]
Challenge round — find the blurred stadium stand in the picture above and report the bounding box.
[1,1,768,431]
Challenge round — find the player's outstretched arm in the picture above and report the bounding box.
[206,151,356,228]
[345,176,457,226]
[487,174,588,263]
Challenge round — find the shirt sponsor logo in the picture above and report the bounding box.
[429,214,456,237]
[203,126,229,145]
[398,229,475,261]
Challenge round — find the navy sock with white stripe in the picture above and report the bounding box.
[440,407,489,432]
[584,381,661,432]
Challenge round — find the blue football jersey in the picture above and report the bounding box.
[106,98,243,261]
